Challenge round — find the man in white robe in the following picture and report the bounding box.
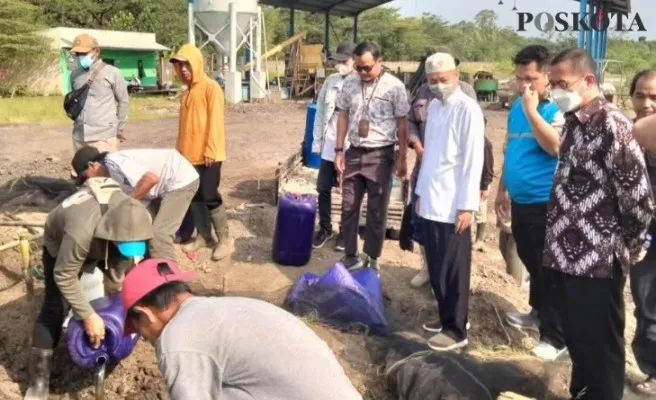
[415,52,485,351]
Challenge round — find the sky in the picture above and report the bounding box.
[389,0,653,39]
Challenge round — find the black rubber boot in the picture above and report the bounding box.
[24,348,53,400]
[210,206,234,261]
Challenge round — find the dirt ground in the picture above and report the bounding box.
[0,102,647,399]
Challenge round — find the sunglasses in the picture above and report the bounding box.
[355,64,375,73]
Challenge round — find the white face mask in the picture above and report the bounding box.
[336,63,352,76]
[551,87,583,113]
[429,83,455,99]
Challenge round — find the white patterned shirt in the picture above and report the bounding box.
[336,72,410,148]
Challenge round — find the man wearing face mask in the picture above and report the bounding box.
[334,41,410,272]
[415,53,485,351]
[406,56,492,288]
[543,48,654,400]
[69,34,129,179]
[311,42,356,250]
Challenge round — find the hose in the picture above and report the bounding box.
[19,235,34,308]
[95,358,106,400]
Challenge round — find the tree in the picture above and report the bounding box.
[0,0,54,96]
[25,0,188,48]
[105,10,137,31]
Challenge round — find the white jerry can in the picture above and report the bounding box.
[63,267,105,328]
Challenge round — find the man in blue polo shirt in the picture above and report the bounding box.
[495,45,566,360]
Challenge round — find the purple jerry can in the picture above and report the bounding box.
[272,192,317,266]
[66,293,139,369]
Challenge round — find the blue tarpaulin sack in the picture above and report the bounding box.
[286,261,388,336]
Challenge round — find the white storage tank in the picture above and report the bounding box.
[194,0,259,52]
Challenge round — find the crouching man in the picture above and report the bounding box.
[26,178,153,400]
[121,258,363,400]
[72,146,199,262]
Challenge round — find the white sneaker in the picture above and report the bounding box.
[531,341,568,361]
[410,246,430,288]
[410,267,430,288]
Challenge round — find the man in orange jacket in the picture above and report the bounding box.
[170,44,233,261]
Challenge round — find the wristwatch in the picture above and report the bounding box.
[334,147,344,152]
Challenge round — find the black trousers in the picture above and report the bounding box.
[542,265,626,400]
[192,162,223,210]
[32,248,67,350]
[316,159,338,232]
[510,202,563,347]
[341,146,394,258]
[422,219,471,341]
[180,162,223,239]
[631,253,656,377]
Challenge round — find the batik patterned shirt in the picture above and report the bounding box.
[543,96,654,278]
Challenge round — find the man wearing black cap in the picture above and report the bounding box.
[311,42,356,250]
[71,146,199,263]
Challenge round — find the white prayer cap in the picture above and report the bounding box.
[425,53,456,74]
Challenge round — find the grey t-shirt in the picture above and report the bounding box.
[157,297,362,400]
[337,72,410,148]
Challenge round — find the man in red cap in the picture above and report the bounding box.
[121,259,362,400]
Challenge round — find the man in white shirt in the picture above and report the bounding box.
[415,53,485,351]
[311,42,356,251]
[72,146,200,262]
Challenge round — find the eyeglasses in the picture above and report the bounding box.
[549,76,585,90]
[355,64,375,73]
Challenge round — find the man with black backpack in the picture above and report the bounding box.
[67,33,129,178]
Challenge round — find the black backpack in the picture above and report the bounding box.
[63,63,106,121]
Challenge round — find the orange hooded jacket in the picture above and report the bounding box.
[174,44,226,165]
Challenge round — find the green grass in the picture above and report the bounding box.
[0,95,178,124]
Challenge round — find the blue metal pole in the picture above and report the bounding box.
[587,2,593,55]
[590,5,596,59]
[578,0,587,48]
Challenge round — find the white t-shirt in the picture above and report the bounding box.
[321,112,339,162]
[104,149,199,200]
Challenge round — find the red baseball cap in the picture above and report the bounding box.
[121,258,195,336]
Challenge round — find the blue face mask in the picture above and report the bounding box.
[78,54,94,69]
[117,241,147,258]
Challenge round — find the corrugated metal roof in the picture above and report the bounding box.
[44,27,170,52]
[259,0,394,17]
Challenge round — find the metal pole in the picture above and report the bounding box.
[591,3,597,60]
[353,14,359,43]
[256,7,263,72]
[229,2,237,72]
[325,11,330,56]
[289,7,296,37]
[578,0,586,48]
[187,0,196,45]
[586,2,593,55]
[249,18,254,76]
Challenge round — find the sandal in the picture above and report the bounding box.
[635,376,656,395]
